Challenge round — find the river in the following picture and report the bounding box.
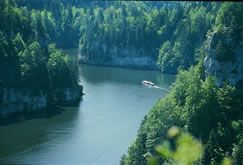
[0,64,175,165]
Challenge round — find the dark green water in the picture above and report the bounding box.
[0,64,175,165]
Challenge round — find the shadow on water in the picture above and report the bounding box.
[0,101,82,160]
[0,62,176,164]
[0,95,82,127]
[0,105,64,127]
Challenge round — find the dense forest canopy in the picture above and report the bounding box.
[0,0,81,105]
[78,1,221,73]
[2,0,221,89]
[5,0,222,73]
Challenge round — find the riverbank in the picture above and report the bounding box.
[0,64,175,164]
[65,48,177,74]
[79,61,159,71]
[0,86,83,116]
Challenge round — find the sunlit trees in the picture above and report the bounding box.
[47,44,75,89]
[77,2,219,73]
[123,3,243,163]
[122,59,243,164]
[0,0,80,100]
[17,41,49,89]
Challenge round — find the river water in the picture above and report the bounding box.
[0,64,175,165]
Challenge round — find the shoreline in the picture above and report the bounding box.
[79,62,177,75]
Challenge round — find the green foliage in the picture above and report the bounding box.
[123,63,243,164]
[0,0,80,95]
[47,44,77,89]
[1,1,242,163]
[76,2,220,73]
[156,3,218,73]
[215,2,243,34]
[146,127,234,165]
[123,3,243,165]
[3,1,221,74]
[213,2,243,62]
[18,41,49,88]
[148,127,203,165]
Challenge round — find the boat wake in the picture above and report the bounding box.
[152,85,169,92]
[142,80,169,92]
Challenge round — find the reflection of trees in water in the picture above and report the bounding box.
[79,64,175,86]
[0,106,80,159]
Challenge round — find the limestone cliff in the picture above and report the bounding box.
[53,85,83,106]
[79,42,157,70]
[0,86,83,116]
[0,88,48,115]
[204,28,243,86]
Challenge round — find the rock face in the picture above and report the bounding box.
[0,88,48,115]
[0,86,83,116]
[79,42,157,70]
[204,29,243,86]
[53,85,83,106]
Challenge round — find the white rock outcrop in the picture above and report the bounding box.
[0,88,47,115]
[204,29,243,86]
[79,42,157,69]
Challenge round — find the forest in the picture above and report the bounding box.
[79,1,220,73]
[0,0,82,107]
[121,2,243,165]
[0,0,243,165]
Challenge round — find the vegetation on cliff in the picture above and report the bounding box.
[78,2,220,73]
[0,0,81,109]
[4,1,223,74]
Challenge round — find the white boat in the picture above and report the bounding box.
[142,80,155,86]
